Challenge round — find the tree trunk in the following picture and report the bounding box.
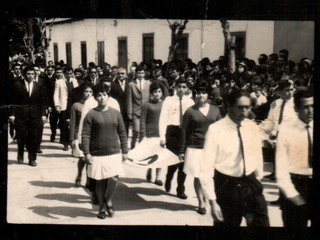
[26,18,35,64]
[220,19,236,74]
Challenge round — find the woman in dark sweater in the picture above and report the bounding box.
[180,81,222,215]
[82,83,128,219]
[140,82,164,186]
[69,83,94,187]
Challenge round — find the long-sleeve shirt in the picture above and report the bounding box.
[69,102,84,141]
[180,104,221,152]
[159,95,194,142]
[276,119,313,198]
[199,115,264,200]
[140,100,163,139]
[259,98,298,138]
[82,108,128,156]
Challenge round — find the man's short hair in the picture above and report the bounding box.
[12,63,21,69]
[64,66,73,72]
[293,88,313,109]
[23,66,35,75]
[117,67,126,73]
[55,66,63,72]
[228,89,251,107]
[175,78,188,87]
[88,67,97,73]
[278,79,294,90]
[74,68,82,74]
[135,65,144,73]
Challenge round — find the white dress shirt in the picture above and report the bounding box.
[276,119,313,198]
[24,80,33,97]
[199,115,264,200]
[159,95,194,141]
[119,80,126,92]
[259,98,298,137]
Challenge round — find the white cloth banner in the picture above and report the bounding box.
[126,138,180,168]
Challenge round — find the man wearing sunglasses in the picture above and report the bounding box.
[159,79,194,199]
[83,67,100,86]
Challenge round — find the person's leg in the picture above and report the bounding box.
[75,157,86,186]
[95,179,108,218]
[131,116,140,149]
[17,136,25,162]
[59,111,69,149]
[154,168,163,186]
[105,176,119,217]
[176,162,187,198]
[49,109,59,142]
[194,178,206,214]
[165,164,178,192]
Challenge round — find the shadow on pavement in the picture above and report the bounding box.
[40,153,73,158]
[120,177,147,184]
[37,145,64,150]
[28,206,96,219]
[35,193,91,204]
[29,180,76,189]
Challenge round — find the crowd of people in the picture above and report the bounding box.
[8,49,314,237]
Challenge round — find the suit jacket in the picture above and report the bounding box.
[44,74,56,108]
[10,80,46,136]
[126,79,151,118]
[83,75,100,86]
[111,79,129,120]
[53,78,78,111]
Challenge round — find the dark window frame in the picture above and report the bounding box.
[53,43,59,64]
[80,41,87,68]
[65,42,72,67]
[118,36,128,70]
[142,33,154,63]
[97,41,105,67]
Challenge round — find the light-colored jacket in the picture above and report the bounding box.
[53,78,78,111]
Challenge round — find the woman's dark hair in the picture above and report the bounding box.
[79,82,94,94]
[93,82,111,98]
[149,82,164,94]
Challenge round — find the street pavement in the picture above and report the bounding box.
[7,123,283,226]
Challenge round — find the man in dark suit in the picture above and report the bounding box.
[110,67,130,134]
[9,66,47,167]
[126,66,151,149]
[33,64,48,153]
[83,67,100,86]
[152,66,170,98]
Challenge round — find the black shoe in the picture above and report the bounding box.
[17,156,23,164]
[75,177,81,187]
[29,160,37,167]
[177,192,188,199]
[50,134,55,142]
[155,180,163,186]
[264,172,275,180]
[165,180,171,192]
[97,211,107,219]
[63,144,68,151]
[37,148,43,154]
[197,207,207,215]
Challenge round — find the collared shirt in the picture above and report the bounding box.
[119,80,126,92]
[276,119,313,198]
[199,115,264,200]
[136,79,145,90]
[24,80,33,96]
[159,94,194,141]
[259,98,298,137]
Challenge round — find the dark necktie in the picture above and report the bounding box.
[237,124,246,176]
[306,125,313,168]
[179,96,183,126]
[27,82,31,97]
[139,80,142,90]
[278,100,286,124]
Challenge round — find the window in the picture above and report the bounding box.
[174,33,188,61]
[53,43,58,64]
[81,41,87,68]
[118,37,128,70]
[224,31,246,60]
[66,42,72,67]
[143,33,154,63]
[97,41,105,67]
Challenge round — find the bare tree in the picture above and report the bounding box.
[220,19,236,74]
[165,19,188,78]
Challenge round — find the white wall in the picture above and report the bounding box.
[47,19,275,69]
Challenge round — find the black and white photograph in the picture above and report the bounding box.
[0,1,319,240]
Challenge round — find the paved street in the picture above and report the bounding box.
[7,123,283,226]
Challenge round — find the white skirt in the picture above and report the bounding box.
[183,147,204,178]
[88,153,124,180]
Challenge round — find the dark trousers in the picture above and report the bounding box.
[58,110,69,145]
[165,125,186,194]
[280,174,312,240]
[17,131,39,161]
[49,109,59,136]
[38,122,44,149]
[9,122,15,139]
[214,170,269,227]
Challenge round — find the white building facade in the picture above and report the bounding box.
[46,19,314,70]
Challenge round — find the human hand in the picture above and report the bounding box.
[209,200,224,222]
[48,107,52,113]
[289,194,306,206]
[85,154,93,165]
[9,116,15,124]
[42,116,47,124]
[122,154,128,162]
[55,106,61,113]
[178,153,185,161]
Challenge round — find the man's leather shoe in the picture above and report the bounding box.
[165,180,171,192]
[270,198,280,205]
[264,172,275,180]
[177,192,188,199]
[17,156,23,164]
[29,160,37,167]
[37,148,43,154]
[63,144,68,151]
